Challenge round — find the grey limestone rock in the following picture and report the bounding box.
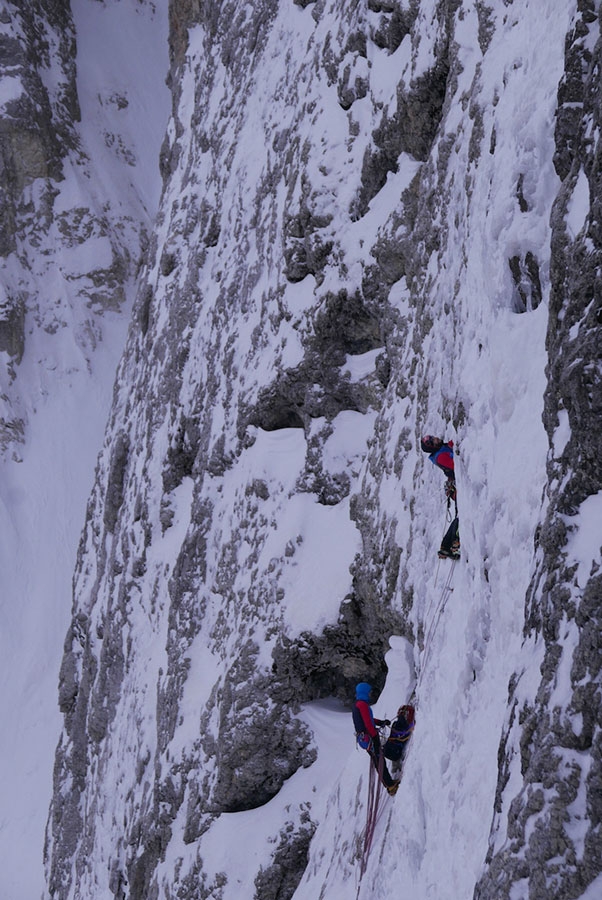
[254,812,317,900]
[0,1,78,255]
[0,291,25,360]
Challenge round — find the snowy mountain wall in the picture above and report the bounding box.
[6,0,597,898]
[0,1,169,896]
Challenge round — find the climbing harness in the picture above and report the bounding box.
[354,730,371,750]
[385,722,414,748]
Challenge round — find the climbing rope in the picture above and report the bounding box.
[417,560,456,691]
[357,733,389,893]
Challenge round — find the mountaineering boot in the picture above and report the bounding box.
[438,547,460,560]
[387,780,400,796]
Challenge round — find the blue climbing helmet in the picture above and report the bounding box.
[355,682,372,702]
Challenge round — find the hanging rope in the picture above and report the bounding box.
[417,561,456,691]
[356,734,389,894]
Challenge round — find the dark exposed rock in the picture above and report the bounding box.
[355,57,450,217]
[312,290,382,357]
[0,292,25,361]
[249,354,377,432]
[126,831,166,900]
[369,0,415,53]
[103,432,131,533]
[0,2,78,257]
[516,172,530,212]
[254,813,317,900]
[160,249,178,277]
[50,614,98,897]
[162,414,201,493]
[508,251,543,313]
[283,192,335,284]
[337,61,368,110]
[212,656,317,813]
[138,283,154,334]
[553,3,597,181]
[475,1,496,54]
[272,575,403,706]
[168,0,278,69]
[248,289,384,434]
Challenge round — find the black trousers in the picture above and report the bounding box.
[383,739,409,764]
[440,515,459,552]
[369,737,395,788]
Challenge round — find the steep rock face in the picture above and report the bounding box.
[47,2,415,897]
[292,2,600,897]
[475,5,602,898]
[44,2,601,900]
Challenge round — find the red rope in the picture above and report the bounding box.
[358,739,388,890]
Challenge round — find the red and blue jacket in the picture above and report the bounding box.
[429,441,455,481]
[353,700,385,750]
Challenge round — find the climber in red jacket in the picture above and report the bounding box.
[421,435,460,560]
[421,435,455,486]
[352,682,399,796]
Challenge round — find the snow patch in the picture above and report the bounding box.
[566,168,589,239]
[0,75,23,108]
[565,491,602,586]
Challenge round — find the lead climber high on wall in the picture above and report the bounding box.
[421,435,460,560]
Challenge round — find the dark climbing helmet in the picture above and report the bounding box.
[398,704,415,725]
[421,435,442,453]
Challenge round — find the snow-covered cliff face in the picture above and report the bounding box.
[4,0,597,898]
[475,6,602,897]
[0,1,169,896]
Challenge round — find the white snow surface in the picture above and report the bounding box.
[1,0,599,898]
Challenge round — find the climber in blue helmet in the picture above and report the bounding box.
[352,683,399,796]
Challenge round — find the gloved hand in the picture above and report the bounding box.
[445,480,456,501]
